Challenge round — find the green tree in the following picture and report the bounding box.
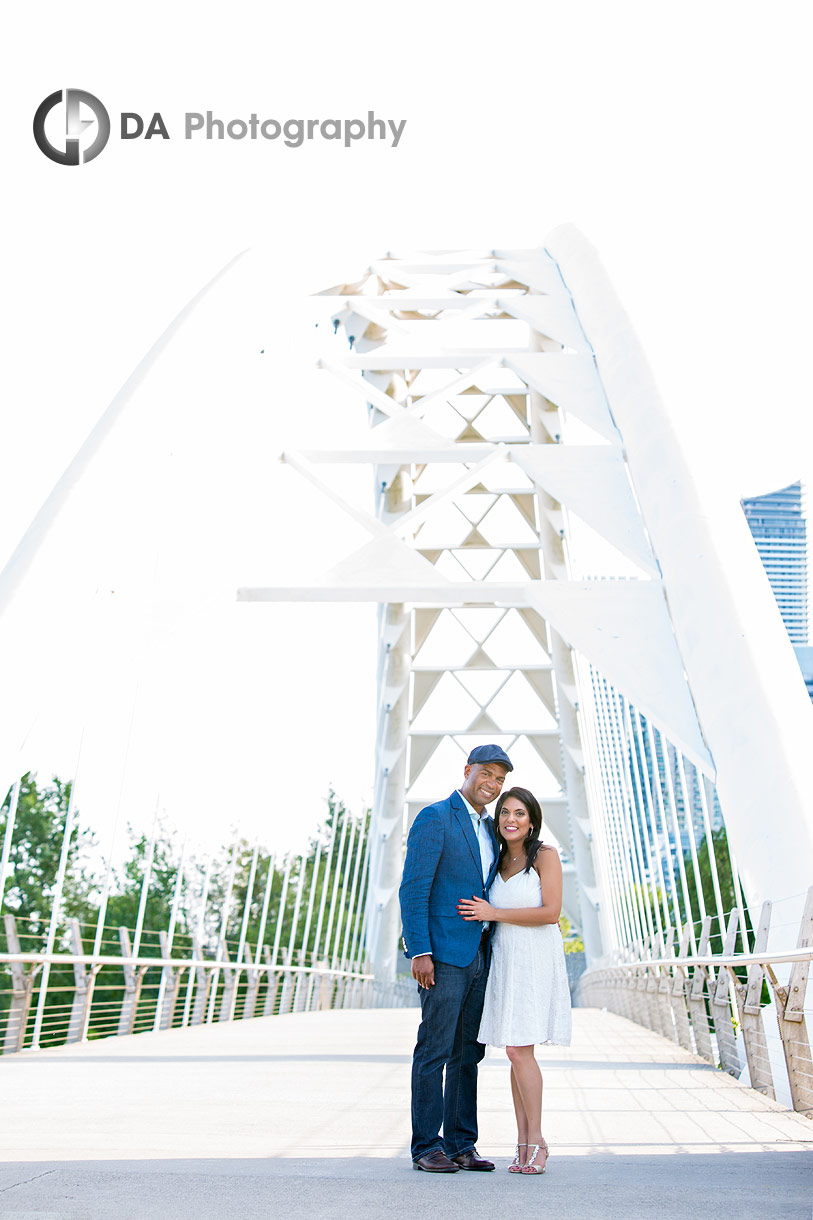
[0,773,99,939]
[103,821,187,953]
[684,826,750,951]
[205,791,370,965]
[1,774,100,1045]
[303,791,370,966]
[1,777,371,1044]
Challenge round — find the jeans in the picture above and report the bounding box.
[410,947,489,1160]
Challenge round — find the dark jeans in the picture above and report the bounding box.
[410,947,489,1160]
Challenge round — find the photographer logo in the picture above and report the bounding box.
[33,89,111,165]
[33,92,406,161]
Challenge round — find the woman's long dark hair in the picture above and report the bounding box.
[494,786,543,873]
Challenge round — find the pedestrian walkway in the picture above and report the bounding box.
[0,1008,810,1218]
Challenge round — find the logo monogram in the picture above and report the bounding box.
[33,90,111,165]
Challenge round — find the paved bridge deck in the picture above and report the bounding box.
[0,1007,810,1219]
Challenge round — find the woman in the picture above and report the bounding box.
[458,786,571,1175]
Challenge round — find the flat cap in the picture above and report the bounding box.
[466,743,513,771]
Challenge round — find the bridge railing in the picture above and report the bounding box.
[0,912,416,1056]
[577,887,813,1116]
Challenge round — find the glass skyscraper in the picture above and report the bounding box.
[741,480,808,645]
[582,479,809,936]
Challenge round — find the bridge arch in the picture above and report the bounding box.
[239,226,813,976]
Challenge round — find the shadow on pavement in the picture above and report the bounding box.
[0,1152,810,1220]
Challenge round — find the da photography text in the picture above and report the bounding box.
[153,111,408,148]
[33,90,408,165]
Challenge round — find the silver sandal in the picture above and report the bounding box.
[521,1139,549,1174]
[508,1142,528,1173]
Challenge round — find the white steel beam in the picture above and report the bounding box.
[545,224,813,921]
[510,446,658,577]
[238,581,528,603]
[504,353,620,443]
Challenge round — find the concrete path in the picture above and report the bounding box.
[0,1007,810,1219]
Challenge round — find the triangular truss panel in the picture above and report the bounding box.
[240,234,813,975]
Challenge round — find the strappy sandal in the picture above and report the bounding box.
[508,1142,528,1173]
[521,1139,549,1174]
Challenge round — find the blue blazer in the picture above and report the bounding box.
[399,791,501,967]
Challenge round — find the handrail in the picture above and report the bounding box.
[583,947,813,971]
[0,952,373,979]
[577,887,813,1119]
[0,911,411,1058]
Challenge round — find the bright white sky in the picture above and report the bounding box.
[2,1,812,865]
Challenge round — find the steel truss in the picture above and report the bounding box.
[240,227,813,978]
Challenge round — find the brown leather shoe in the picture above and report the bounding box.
[451,1148,495,1171]
[412,1150,461,1173]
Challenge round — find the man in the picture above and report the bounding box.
[399,744,512,1173]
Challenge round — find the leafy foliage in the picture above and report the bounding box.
[0,773,99,938]
[684,825,751,952]
[103,822,186,950]
[1,777,372,1047]
[1,779,369,960]
[203,790,370,964]
[559,913,584,954]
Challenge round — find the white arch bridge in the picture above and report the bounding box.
[0,228,812,1213]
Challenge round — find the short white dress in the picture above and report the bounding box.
[478,862,572,1048]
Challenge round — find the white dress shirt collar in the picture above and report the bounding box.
[457,790,495,883]
[457,789,483,821]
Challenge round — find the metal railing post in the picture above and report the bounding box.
[154,839,186,1032]
[207,839,239,1024]
[767,886,813,1115]
[155,931,181,1030]
[688,917,714,1061]
[65,919,91,1044]
[669,926,693,1052]
[190,935,212,1026]
[262,944,278,1016]
[242,945,260,1019]
[729,900,775,1099]
[217,937,237,1022]
[117,926,143,1036]
[2,914,37,1053]
[711,910,741,1076]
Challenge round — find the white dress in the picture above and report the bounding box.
[478,864,572,1048]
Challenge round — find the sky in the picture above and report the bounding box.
[2,1,812,864]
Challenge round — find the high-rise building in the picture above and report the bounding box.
[591,480,809,919]
[741,481,808,645]
[794,645,813,702]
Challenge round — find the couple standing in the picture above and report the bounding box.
[399,744,571,1176]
